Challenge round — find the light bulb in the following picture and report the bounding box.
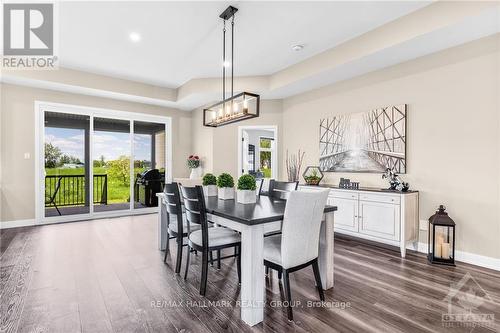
[218,108,223,119]
[223,61,231,68]
[226,105,231,117]
[233,103,239,113]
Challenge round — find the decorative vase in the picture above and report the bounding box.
[218,187,234,200]
[203,185,218,197]
[189,166,202,179]
[237,190,257,204]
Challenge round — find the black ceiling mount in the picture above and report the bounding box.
[219,6,238,20]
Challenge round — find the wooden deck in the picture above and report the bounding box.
[1,214,499,332]
[45,203,150,217]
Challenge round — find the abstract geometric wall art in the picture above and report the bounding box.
[319,104,407,173]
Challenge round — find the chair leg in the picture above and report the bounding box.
[312,259,325,301]
[237,246,241,284]
[217,250,221,269]
[184,245,191,280]
[209,251,214,266]
[282,270,293,321]
[163,235,170,263]
[200,250,209,296]
[175,238,183,274]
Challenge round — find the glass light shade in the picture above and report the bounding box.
[203,92,260,127]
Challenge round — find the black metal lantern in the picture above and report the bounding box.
[428,205,456,266]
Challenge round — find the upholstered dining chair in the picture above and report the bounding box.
[162,182,201,273]
[263,189,330,320]
[268,180,299,200]
[181,185,241,296]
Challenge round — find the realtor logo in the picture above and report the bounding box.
[3,3,53,55]
[2,2,57,69]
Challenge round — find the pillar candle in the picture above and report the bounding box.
[441,243,451,259]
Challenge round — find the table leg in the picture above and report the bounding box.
[158,200,167,250]
[318,212,335,289]
[240,224,265,326]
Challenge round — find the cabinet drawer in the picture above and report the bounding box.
[330,190,358,200]
[359,193,400,205]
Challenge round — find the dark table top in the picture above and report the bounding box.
[205,195,337,226]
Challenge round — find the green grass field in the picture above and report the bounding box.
[46,167,146,204]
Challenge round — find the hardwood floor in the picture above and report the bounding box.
[1,214,499,333]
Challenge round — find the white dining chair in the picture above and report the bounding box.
[263,189,330,320]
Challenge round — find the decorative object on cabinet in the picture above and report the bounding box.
[339,178,359,189]
[303,166,324,185]
[428,205,455,266]
[382,168,409,192]
[217,173,235,200]
[203,6,260,127]
[319,104,407,173]
[187,155,202,179]
[286,149,305,182]
[236,174,257,204]
[202,173,218,197]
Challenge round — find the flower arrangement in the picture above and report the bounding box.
[382,168,409,192]
[187,155,200,169]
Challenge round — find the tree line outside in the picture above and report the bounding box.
[45,143,152,205]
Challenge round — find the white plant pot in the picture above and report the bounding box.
[203,185,217,197]
[218,187,234,200]
[189,166,202,179]
[237,189,257,204]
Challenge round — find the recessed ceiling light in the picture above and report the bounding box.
[291,44,304,51]
[129,32,141,42]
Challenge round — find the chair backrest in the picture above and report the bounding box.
[280,189,329,269]
[179,185,210,248]
[256,178,264,196]
[268,180,299,200]
[163,182,183,234]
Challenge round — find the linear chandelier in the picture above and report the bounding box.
[203,6,260,127]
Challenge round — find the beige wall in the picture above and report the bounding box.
[191,100,283,178]
[282,35,500,259]
[0,84,191,223]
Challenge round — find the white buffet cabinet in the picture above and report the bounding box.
[300,185,419,258]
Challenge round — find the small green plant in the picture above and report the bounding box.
[217,173,234,188]
[304,168,322,185]
[237,174,256,191]
[202,173,217,186]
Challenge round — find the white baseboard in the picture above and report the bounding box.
[0,219,36,229]
[416,242,500,271]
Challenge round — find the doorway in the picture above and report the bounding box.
[36,101,172,224]
[237,126,278,180]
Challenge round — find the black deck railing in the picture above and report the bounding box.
[45,174,108,207]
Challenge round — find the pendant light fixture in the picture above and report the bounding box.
[203,6,260,127]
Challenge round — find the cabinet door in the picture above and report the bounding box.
[359,201,400,241]
[330,197,358,232]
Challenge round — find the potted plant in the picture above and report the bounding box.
[202,173,217,197]
[237,174,257,204]
[303,166,324,185]
[217,173,235,200]
[187,155,202,179]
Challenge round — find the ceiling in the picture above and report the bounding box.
[59,1,431,88]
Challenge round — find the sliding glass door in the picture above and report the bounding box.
[40,103,171,222]
[93,117,131,213]
[44,112,90,217]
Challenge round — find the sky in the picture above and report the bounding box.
[45,127,152,162]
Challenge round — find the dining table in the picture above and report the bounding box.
[156,192,337,327]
